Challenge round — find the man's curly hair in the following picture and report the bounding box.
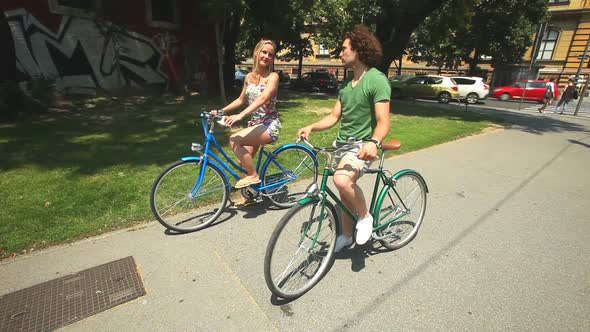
[345,25,383,67]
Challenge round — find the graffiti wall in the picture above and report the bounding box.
[4,8,169,93]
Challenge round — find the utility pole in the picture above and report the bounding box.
[574,36,590,116]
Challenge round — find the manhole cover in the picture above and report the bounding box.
[0,256,145,331]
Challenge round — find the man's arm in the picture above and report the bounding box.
[297,100,342,139]
[357,101,390,160]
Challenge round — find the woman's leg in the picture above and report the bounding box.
[229,125,272,180]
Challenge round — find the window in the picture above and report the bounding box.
[454,78,475,85]
[426,77,443,85]
[537,28,559,60]
[49,0,100,17]
[548,0,569,4]
[146,0,179,29]
[318,44,330,56]
[406,77,425,85]
[528,82,546,88]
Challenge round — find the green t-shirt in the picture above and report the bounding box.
[336,68,391,144]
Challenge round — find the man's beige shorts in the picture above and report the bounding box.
[332,141,376,177]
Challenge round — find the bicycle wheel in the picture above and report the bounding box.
[150,160,229,233]
[376,172,427,250]
[261,146,318,208]
[264,200,337,299]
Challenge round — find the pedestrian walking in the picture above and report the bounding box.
[554,78,576,114]
[538,78,555,113]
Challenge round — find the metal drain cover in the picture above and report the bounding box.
[0,256,145,331]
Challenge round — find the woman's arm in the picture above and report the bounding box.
[219,74,250,113]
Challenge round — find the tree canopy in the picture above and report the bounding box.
[197,0,549,91]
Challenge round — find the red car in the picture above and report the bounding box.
[492,80,560,102]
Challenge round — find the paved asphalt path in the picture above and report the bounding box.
[1,104,589,331]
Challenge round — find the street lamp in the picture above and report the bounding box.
[298,32,310,80]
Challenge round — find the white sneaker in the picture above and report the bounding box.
[334,234,353,253]
[355,215,373,245]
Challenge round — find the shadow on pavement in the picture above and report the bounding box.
[162,208,238,235]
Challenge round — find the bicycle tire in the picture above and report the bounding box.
[376,172,427,250]
[261,145,318,208]
[150,160,229,233]
[264,200,337,299]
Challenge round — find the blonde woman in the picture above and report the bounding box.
[215,39,281,189]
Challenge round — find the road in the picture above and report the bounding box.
[1,103,588,331]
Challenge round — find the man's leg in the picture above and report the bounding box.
[333,156,373,246]
[333,161,366,236]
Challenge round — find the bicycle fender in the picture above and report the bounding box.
[180,156,231,188]
[392,169,429,193]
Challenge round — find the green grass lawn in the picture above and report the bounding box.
[0,91,503,258]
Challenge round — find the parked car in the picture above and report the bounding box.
[390,75,460,103]
[389,74,414,84]
[491,80,560,103]
[451,76,490,104]
[234,68,249,87]
[291,71,338,92]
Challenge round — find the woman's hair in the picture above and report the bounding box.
[252,39,277,75]
[345,25,383,67]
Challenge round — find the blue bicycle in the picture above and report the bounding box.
[150,111,319,233]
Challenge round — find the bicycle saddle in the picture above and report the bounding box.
[381,139,401,150]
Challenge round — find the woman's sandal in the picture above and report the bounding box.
[235,178,261,188]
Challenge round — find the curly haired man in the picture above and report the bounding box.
[298,25,391,252]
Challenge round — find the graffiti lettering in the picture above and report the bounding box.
[5,9,168,93]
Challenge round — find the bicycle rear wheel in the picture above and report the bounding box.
[150,160,228,232]
[261,146,318,208]
[264,200,337,299]
[376,172,427,250]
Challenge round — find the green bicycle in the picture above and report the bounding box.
[264,137,429,299]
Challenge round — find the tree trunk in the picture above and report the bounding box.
[374,0,446,75]
[214,23,226,104]
[222,12,241,93]
[468,49,480,76]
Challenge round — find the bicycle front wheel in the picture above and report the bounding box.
[376,172,427,250]
[261,146,318,208]
[264,200,337,299]
[150,160,229,233]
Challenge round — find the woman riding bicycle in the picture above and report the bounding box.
[213,39,281,191]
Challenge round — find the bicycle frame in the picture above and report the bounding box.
[182,114,302,195]
[299,150,416,246]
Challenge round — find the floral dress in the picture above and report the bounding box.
[245,79,281,142]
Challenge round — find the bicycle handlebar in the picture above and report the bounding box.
[200,110,224,120]
[297,136,363,154]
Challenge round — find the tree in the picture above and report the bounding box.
[199,0,318,93]
[310,0,449,75]
[374,0,449,74]
[459,0,549,73]
[406,0,477,73]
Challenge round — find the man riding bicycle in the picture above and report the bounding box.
[297,25,391,252]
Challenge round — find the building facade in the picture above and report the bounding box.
[532,0,590,85]
[0,0,217,94]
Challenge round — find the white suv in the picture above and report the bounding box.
[451,76,489,104]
